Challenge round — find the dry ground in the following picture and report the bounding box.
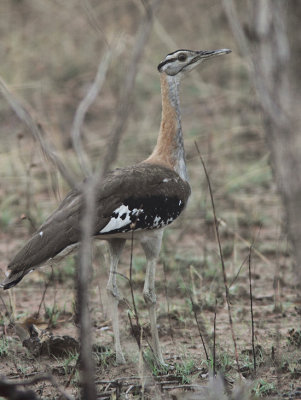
[0,1,301,399]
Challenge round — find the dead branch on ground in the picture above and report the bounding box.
[0,373,73,400]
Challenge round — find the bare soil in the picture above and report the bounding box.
[1,181,301,399]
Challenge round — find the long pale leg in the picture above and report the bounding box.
[106,238,126,364]
[140,230,165,365]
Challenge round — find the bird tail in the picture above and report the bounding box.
[0,269,29,290]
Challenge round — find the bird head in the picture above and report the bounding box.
[158,49,231,76]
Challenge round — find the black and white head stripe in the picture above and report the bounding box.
[157,49,193,72]
[158,49,231,75]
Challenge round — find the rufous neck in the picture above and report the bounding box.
[146,73,188,181]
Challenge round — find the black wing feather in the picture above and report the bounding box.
[1,163,190,289]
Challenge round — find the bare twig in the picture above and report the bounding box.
[0,77,76,187]
[36,268,53,317]
[162,261,174,341]
[73,47,115,400]
[188,290,209,362]
[248,244,256,373]
[127,217,158,363]
[129,230,140,327]
[81,0,110,48]
[0,376,38,400]
[219,219,271,266]
[99,0,161,177]
[71,49,113,176]
[229,224,263,288]
[16,134,36,230]
[71,45,121,400]
[229,254,249,289]
[195,141,241,375]
[222,0,289,128]
[75,2,161,397]
[223,0,301,285]
[72,51,113,398]
[213,299,217,377]
[77,181,97,400]
[0,373,74,400]
[128,312,142,353]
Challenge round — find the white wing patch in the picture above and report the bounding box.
[153,216,162,227]
[39,231,43,237]
[100,204,139,234]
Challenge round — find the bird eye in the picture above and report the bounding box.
[178,53,187,62]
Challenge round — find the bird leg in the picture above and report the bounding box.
[140,231,165,365]
[106,238,126,364]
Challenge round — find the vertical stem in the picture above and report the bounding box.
[195,142,241,375]
[213,299,217,376]
[163,261,174,341]
[248,245,256,373]
[129,229,140,327]
[77,181,96,400]
[188,290,209,362]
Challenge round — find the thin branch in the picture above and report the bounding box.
[36,267,53,317]
[213,299,217,377]
[71,49,113,176]
[0,373,74,400]
[16,135,36,230]
[219,219,271,266]
[183,269,211,360]
[81,0,110,48]
[229,254,249,289]
[229,224,263,288]
[73,47,115,400]
[99,0,161,177]
[75,2,161,396]
[127,213,157,363]
[248,243,256,373]
[128,312,142,352]
[195,141,241,375]
[162,261,174,341]
[222,0,289,128]
[188,290,209,362]
[129,230,140,327]
[77,181,97,400]
[0,77,76,188]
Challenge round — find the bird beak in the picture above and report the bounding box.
[195,48,232,61]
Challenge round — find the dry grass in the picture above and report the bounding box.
[0,1,300,399]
